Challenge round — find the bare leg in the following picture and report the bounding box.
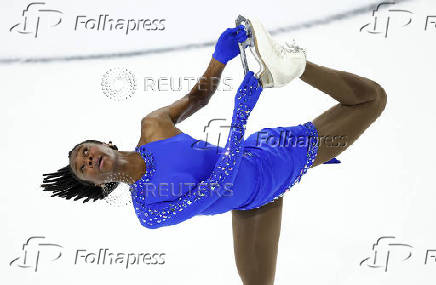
[299,61,388,167]
[232,197,283,285]
[231,60,387,285]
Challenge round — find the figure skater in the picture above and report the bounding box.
[41,17,387,285]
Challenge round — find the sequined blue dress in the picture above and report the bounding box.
[129,73,340,229]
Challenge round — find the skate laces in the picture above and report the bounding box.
[284,38,307,58]
[272,41,288,57]
[272,38,307,59]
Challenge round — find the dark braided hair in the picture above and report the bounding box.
[41,139,120,203]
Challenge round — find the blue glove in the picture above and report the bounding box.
[213,25,248,64]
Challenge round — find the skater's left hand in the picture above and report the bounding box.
[213,25,248,64]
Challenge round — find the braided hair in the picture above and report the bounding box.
[41,139,120,203]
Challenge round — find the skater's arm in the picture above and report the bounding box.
[300,60,382,106]
[132,72,262,229]
[142,26,247,125]
[143,58,225,125]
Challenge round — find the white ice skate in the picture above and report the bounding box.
[235,15,307,88]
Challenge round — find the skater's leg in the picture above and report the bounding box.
[232,197,283,285]
[299,61,387,167]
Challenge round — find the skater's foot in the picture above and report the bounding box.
[239,16,307,88]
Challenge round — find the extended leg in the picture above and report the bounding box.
[299,61,388,167]
[232,196,283,285]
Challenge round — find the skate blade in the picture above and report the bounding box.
[235,15,274,88]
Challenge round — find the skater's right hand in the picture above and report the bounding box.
[213,25,248,65]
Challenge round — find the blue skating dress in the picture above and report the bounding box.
[129,72,340,229]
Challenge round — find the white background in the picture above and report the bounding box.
[1,0,436,284]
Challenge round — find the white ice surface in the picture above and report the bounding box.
[1,0,436,284]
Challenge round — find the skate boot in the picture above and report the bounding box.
[235,15,307,88]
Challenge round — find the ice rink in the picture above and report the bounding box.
[1,0,436,284]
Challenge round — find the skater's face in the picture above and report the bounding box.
[69,142,117,186]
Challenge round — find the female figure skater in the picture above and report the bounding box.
[41,20,387,285]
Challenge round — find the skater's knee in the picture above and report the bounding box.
[361,83,387,118]
[373,84,387,115]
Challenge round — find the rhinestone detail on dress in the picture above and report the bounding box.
[129,73,262,229]
[129,146,156,193]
